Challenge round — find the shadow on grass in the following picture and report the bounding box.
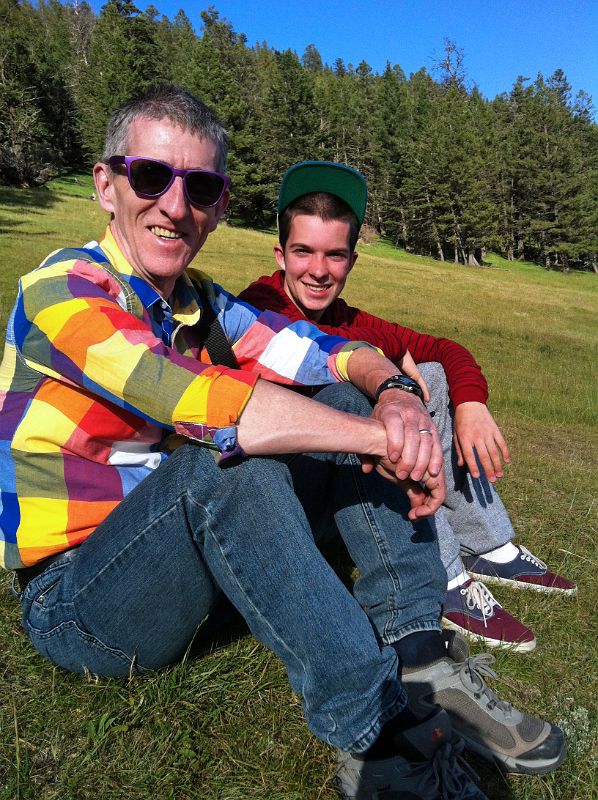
[0,185,59,210]
[0,226,61,237]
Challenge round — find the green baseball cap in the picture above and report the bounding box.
[277,161,368,224]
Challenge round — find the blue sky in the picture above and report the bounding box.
[105,0,598,113]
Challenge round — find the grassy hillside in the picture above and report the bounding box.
[0,181,597,800]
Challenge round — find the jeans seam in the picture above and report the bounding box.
[348,684,409,753]
[382,618,442,646]
[200,505,310,697]
[347,453,401,643]
[71,497,191,601]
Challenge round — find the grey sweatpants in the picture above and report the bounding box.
[419,362,515,581]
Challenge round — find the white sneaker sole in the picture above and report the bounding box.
[466,571,577,596]
[441,617,537,653]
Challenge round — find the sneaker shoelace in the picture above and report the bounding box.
[429,738,483,799]
[460,580,500,627]
[458,653,514,717]
[518,545,547,570]
[392,738,481,800]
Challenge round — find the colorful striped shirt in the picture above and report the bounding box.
[0,227,368,569]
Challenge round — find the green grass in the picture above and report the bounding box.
[0,184,597,800]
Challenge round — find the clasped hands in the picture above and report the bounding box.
[360,388,445,521]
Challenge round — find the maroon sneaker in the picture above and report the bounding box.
[463,546,577,595]
[442,578,536,653]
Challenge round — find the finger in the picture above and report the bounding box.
[420,377,430,404]
[486,438,505,478]
[473,442,497,483]
[495,428,511,464]
[374,461,400,484]
[394,416,421,479]
[462,442,480,478]
[360,455,375,474]
[407,484,443,518]
[454,434,465,468]
[426,427,444,477]
[397,478,428,511]
[410,427,433,481]
[385,412,405,463]
[408,366,429,404]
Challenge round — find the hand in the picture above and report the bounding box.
[453,401,510,482]
[361,457,446,519]
[372,390,444,482]
[397,350,430,403]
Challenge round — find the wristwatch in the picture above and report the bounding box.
[375,374,425,403]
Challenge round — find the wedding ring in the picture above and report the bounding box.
[419,428,433,435]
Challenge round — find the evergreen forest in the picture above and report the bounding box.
[2,0,598,272]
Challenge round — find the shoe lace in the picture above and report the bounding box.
[459,653,514,716]
[460,580,500,627]
[518,545,547,570]
[429,737,483,799]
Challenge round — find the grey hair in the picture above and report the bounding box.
[101,84,229,173]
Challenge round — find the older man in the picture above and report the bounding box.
[0,87,564,799]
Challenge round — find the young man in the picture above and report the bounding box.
[0,91,565,799]
[239,160,576,652]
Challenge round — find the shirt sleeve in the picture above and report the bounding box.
[12,260,258,443]
[201,281,379,386]
[343,307,489,406]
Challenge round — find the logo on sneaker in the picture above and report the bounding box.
[432,727,445,743]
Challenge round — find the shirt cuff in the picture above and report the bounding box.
[213,426,247,462]
[451,386,489,407]
[332,341,383,382]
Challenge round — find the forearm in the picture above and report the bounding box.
[236,378,387,457]
[344,345,401,398]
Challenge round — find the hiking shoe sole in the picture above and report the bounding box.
[459,724,567,775]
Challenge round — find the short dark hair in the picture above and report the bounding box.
[278,192,361,252]
[101,84,228,173]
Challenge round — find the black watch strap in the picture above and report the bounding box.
[375,374,424,403]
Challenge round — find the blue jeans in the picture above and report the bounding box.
[19,383,444,753]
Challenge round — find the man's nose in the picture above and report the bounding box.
[309,255,328,279]
[156,175,189,218]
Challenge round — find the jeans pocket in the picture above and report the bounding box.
[21,555,72,612]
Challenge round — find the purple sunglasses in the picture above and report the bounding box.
[107,156,230,208]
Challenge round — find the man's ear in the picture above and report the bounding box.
[348,251,358,273]
[93,162,116,215]
[208,188,230,232]
[273,243,285,270]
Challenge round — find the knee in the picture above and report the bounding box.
[312,382,372,417]
[418,362,448,393]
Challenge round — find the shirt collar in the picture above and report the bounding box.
[99,225,202,325]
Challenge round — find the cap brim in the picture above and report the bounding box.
[278,161,367,225]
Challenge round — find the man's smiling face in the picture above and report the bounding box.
[275,213,357,322]
[94,117,229,298]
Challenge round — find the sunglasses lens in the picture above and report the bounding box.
[129,159,173,196]
[185,171,226,206]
